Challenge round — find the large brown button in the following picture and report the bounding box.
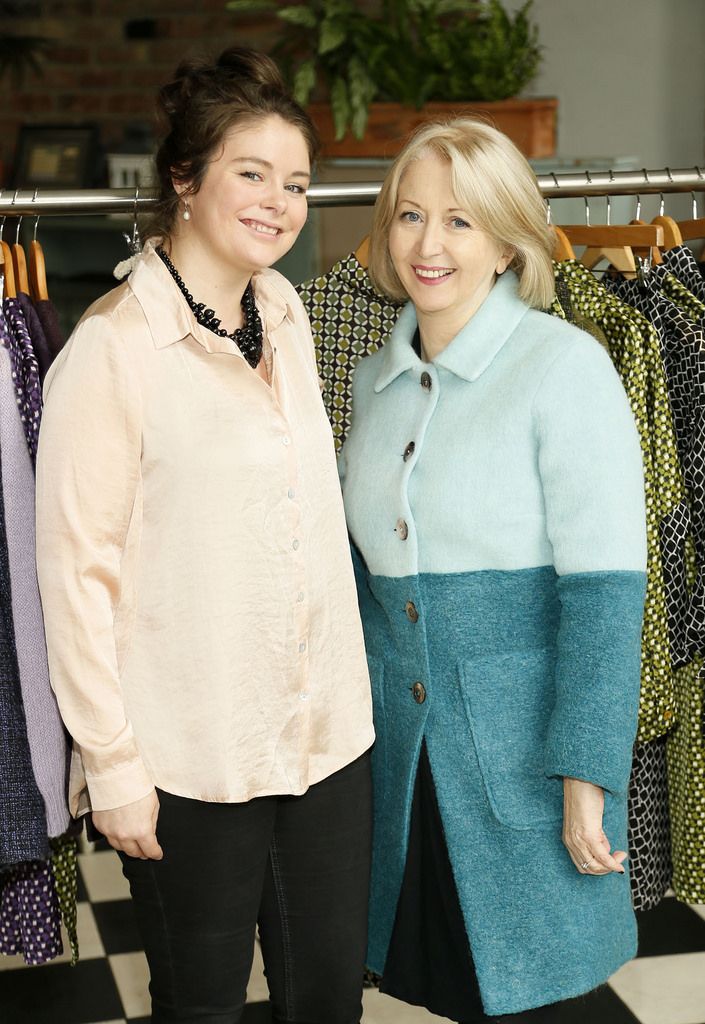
[396,518,409,540]
[412,681,426,704]
[420,371,432,390]
[403,441,416,462]
[405,600,419,623]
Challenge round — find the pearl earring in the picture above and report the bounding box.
[182,201,191,221]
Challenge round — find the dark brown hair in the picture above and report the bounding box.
[143,46,320,243]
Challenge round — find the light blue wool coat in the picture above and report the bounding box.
[339,270,648,1017]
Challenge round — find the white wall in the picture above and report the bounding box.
[507,0,705,218]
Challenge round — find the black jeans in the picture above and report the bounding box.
[119,751,372,1024]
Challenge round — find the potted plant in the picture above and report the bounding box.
[225,0,554,158]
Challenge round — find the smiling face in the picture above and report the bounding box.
[388,150,512,343]
[177,113,311,282]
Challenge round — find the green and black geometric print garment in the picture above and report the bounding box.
[605,263,705,904]
[297,254,402,451]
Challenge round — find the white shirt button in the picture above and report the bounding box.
[282,436,290,446]
[288,488,296,499]
[292,538,300,550]
[299,692,309,701]
[297,591,305,603]
[299,641,307,653]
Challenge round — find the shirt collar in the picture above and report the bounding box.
[374,269,529,392]
[129,239,293,352]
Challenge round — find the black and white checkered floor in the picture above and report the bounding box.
[1,845,705,1024]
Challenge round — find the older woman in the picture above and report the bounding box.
[340,119,647,1022]
[35,47,373,1024]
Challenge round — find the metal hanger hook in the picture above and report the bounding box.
[546,172,560,226]
[583,171,592,227]
[132,185,140,247]
[10,188,22,244]
[606,170,615,227]
[635,194,642,221]
[31,188,40,242]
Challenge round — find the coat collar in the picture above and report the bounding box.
[128,240,293,353]
[374,270,529,392]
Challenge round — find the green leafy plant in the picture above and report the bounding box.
[225,0,542,139]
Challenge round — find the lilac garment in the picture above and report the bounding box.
[0,313,49,866]
[0,344,70,837]
[18,292,52,384]
[1,297,42,465]
[0,859,63,965]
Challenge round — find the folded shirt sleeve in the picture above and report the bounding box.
[533,332,648,795]
[35,314,154,812]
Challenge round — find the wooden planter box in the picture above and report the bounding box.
[308,98,558,160]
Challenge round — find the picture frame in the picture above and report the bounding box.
[12,123,100,189]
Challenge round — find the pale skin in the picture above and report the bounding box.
[92,114,311,859]
[388,151,627,877]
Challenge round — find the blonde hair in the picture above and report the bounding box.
[369,117,555,309]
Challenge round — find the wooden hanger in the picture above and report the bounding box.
[12,241,30,295]
[355,235,370,269]
[29,239,49,302]
[651,215,682,250]
[630,218,663,266]
[678,217,705,242]
[560,223,664,274]
[552,225,575,261]
[0,240,17,298]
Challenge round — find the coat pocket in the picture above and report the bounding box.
[459,650,564,830]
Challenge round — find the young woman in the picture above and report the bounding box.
[35,47,374,1024]
[340,119,647,1022]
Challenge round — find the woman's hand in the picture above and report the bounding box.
[92,789,163,860]
[562,777,627,875]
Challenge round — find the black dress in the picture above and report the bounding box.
[381,743,611,1024]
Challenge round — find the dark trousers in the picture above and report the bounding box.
[119,751,372,1024]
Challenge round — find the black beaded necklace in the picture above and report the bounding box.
[157,246,263,368]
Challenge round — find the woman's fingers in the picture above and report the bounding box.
[92,790,163,860]
[569,841,627,875]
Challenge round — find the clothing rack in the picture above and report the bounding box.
[0,167,704,215]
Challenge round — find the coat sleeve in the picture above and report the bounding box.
[533,333,647,795]
[35,315,154,812]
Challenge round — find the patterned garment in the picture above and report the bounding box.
[50,834,79,964]
[297,253,402,450]
[668,656,705,903]
[662,245,705,305]
[0,859,63,965]
[1,298,42,465]
[551,261,678,742]
[604,267,705,905]
[628,738,673,910]
[603,274,705,664]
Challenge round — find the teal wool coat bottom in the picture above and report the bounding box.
[340,271,648,1016]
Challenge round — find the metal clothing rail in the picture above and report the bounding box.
[0,167,704,214]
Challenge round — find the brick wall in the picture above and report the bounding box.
[0,0,278,185]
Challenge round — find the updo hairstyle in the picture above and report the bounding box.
[143,46,320,243]
[369,117,555,309]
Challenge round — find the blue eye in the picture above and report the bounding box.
[285,183,307,195]
[451,217,470,229]
[241,171,262,181]
[401,210,421,223]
